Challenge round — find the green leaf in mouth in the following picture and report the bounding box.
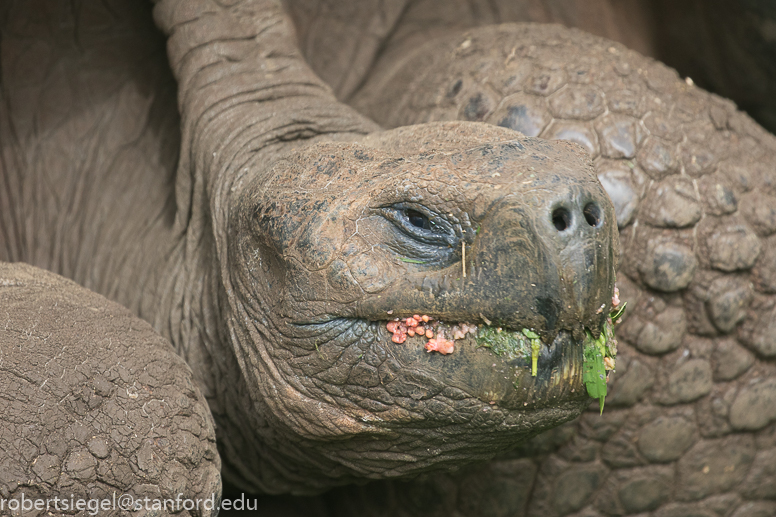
[399,258,427,264]
[583,330,608,415]
[582,286,625,414]
[522,329,541,377]
[610,301,627,323]
[476,327,530,362]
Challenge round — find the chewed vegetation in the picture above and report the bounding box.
[583,287,626,414]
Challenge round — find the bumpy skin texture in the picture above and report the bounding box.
[0,263,220,516]
[3,1,776,517]
[1,0,618,502]
[150,0,620,497]
[313,24,776,517]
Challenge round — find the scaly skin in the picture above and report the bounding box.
[150,0,616,494]
[0,264,221,516]
[312,23,776,517]
[1,1,776,516]
[0,0,617,505]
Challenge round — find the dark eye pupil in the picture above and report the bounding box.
[406,209,431,230]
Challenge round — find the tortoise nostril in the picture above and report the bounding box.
[552,207,571,232]
[583,202,602,227]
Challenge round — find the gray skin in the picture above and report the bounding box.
[0,0,617,507]
[312,12,776,517]
[1,2,776,517]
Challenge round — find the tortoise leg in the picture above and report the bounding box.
[0,262,220,516]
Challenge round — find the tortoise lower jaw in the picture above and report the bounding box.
[281,316,589,412]
[500,329,589,410]
[252,318,591,484]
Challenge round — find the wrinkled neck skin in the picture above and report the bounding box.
[151,0,389,494]
[151,0,617,495]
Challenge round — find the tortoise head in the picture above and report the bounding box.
[223,121,618,493]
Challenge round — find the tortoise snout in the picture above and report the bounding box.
[463,182,618,337]
[538,187,617,337]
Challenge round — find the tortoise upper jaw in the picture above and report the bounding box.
[353,208,616,343]
[352,161,618,340]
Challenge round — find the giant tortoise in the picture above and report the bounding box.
[1,1,775,516]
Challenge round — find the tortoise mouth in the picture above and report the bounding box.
[286,313,591,412]
[375,320,588,411]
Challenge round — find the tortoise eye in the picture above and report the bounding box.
[406,209,431,230]
[379,204,457,248]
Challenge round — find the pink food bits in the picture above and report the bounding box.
[425,337,455,355]
[386,314,462,354]
[391,332,407,344]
